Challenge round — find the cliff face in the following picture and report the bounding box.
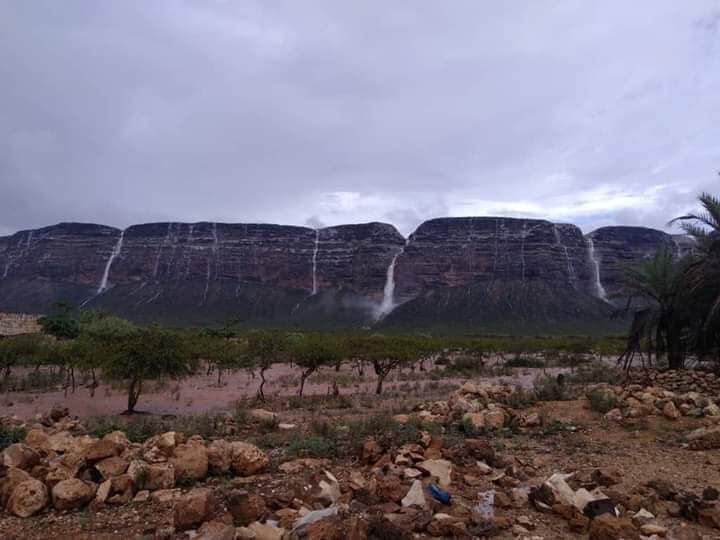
[587,226,677,301]
[393,217,596,302]
[0,218,685,333]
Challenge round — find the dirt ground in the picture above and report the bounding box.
[2,363,719,539]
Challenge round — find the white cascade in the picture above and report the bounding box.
[311,229,320,295]
[98,229,125,294]
[587,236,608,301]
[375,240,408,320]
[153,223,173,278]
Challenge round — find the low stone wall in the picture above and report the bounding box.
[0,312,42,336]
[628,368,720,397]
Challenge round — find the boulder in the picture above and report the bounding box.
[227,489,267,526]
[230,442,269,476]
[688,425,720,450]
[207,439,232,475]
[128,460,175,490]
[95,456,129,479]
[174,487,215,531]
[171,440,208,481]
[662,401,680,420]
[0,467,31,507]
[103,431,130,449]
[23,429,51,452]
[84,438,121,461]
[52,478,95,511]
[588,514,639,540]
[7,478,48,517]
[418,459,452,488]
[249,409,278,423]
[2,443,40,470]
[196,520,236,540]
[245,521,285,540]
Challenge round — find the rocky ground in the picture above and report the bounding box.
[2,371,720,539]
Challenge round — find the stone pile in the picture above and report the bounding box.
[627,369,720,398]
[587,383,720,422]
[411,380,541,430]
[0,406,269,520]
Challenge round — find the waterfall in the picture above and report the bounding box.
[98,230,125,294]
[520,222,527,282]
[587,236,608,301]
[2,231,33,279]
[311,229,320,295]
[375,240,408,320]
[153,223,172,278]
[553,224,577,286]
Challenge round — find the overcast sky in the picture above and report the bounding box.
[1,1,719,238]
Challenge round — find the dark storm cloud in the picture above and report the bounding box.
[1,1,719,238]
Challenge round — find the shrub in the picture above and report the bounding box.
[0,424,27,451]
[532,375,567,401]
[505,357,545,369]
[587,388,619,413]
[287,435,338,458]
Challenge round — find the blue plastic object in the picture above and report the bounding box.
[427,483,451,504]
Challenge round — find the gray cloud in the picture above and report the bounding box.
[1,1,719,238]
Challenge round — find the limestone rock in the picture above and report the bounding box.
[207,439,232,475]
[52,478,95,511]
[174,487,215,531]
[230,442,269,476]
[401,480,426,508]
[2,443,40,470]
[171,440,208,481]
[7,478,48,517]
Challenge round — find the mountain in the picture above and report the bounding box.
[0,218,685,333]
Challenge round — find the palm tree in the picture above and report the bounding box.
[671,191,720,359]
[617,248,690,370]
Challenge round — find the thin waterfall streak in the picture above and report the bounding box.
[375,239,408,321]
[587,237,608,301]
[98,230,125,294]
[311,229,320,295]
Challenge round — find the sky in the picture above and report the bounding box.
[1,1,719,238]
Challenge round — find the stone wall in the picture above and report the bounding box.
[0,312,41,336]
[628,368,720,397]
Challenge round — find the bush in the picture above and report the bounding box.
[587,388,619,413]
[532,375,567,401]
[288,435,338,458]
[505,357,545,369]
[0,424,27,451]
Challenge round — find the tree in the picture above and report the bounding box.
[290,334,342,397]
[246,330,286,401]
[618,248,690,370]
[350,335,421,395]
[38,302,80,340]
[671,191,720,358]
[94,321,197,414]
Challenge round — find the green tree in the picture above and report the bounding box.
[618,248,690,369]
[246,330,286,401]
[96,322,197,414]
[38,302,80,339]
[291,334,343,397]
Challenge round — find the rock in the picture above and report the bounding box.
[47,431,79,454]
[588,514,639,540]
[196,520,236,540]
[640,523,667,536]
[52,478,95,511]
[294,506,339,530]
[95,479,112,504]
[155,432,180,456]
[418,459,452,488]
[698,506,720,529]
[23,429,51,452]
[50,404,69,422]
[401,480,426,508]
[278,423,296,430]
[230,442,269,476]
[361,438,383,464]
[95,456,129,479]
[84,438,121,461]
[249,409,277,423]
[687,426,720,450]
[133,490,149,502]
[103,431,130,449]
[2,443,40,470]
[662,401,680,420]
[632,508,655,526]
[128,460,175,490]
[703,486,719,501]
[171,440,208,481]
[245,521,285,540]
[604,408,623,422]
[151,488,182,503]
[300,516,345,539]
[7,478,48,517]
[207,439,232,475]
[592,468,621,487]
[174,487,215,531]
[704,402,720,417]
[228,489,267,526]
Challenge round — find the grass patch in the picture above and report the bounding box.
[586,388,619,413]
[0,424,27,451]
